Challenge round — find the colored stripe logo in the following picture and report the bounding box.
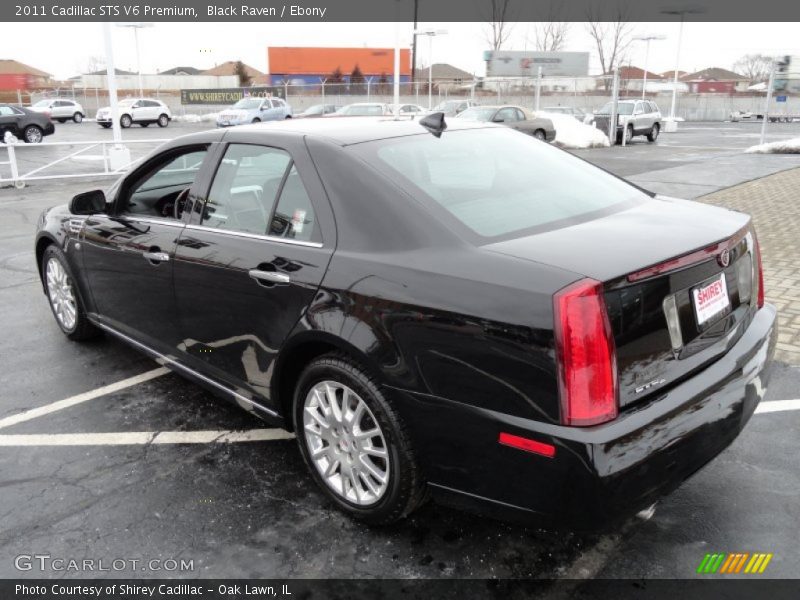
[696,552,773,574]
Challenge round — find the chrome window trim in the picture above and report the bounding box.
[91,319,279,418]
[117,215,185,228]
[184,224,324,248]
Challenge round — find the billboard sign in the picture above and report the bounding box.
[180,86,285,105]
[484,51,590,77]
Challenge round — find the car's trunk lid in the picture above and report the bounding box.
[484,196,756,408]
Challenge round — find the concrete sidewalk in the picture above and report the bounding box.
[699,167,800,365]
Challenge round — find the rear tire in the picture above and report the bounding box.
[41,245,101,341]
[23,125,43,143]
[647,123,660,142]
[533,129,546,141]
[624,124,634,144]
[73,112,83,123]
[293,353,427,525]
[251,118,261,123]
[120,114,132,128]
[157,114,169,128]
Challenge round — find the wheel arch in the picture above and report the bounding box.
[35,234,58,288]
[273,331,382,431]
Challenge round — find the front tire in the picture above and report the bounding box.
[23,125,43,143]
[647,123,660,142]
[73,112,83,123]
[120,114,132,128]
[294,354,426,525]
[157,114,169,128]
[624,124,634,144]
[251,118,261,123]
[41,245,100,341]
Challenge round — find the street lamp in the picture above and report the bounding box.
[632,34,666,99]
[660,7,705,126]
[413,28,448,110]
[116,22,153,97]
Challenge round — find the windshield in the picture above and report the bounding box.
[598,102,633,115]
[301,104,324,115]
[33,100,51,107]
[433,100,460,111]
[233,98,262,110]
[456,107,497,122]
[119,99,136,107]
[355,128,648,242]
[339,104,384,116]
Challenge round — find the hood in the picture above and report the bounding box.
[483,196,750,282]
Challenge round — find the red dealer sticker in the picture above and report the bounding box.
[692,273,730,326]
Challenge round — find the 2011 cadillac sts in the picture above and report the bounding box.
[34,116,777,526]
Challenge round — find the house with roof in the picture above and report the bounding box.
[681,68,750,93]
[202,61,264,81]
[161,66,201,76]
[0,59,53,90]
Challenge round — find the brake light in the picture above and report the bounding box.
[554,279,618,426]
[756,238,765,309]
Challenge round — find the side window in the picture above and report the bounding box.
[497,107,518,122]
[126,148,209,218]
[0,106,16,116]
[202,144,291,235]
[268,165,319,243]
[515,108,526,121]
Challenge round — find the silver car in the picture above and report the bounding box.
[216,97,293,127]
[595,100,662,144]
[30,98,85,123]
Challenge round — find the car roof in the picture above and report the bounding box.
[227,116,498,146]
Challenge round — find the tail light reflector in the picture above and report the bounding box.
[554,279,618,427]
[498,432,556,458]
[756,238,765,309]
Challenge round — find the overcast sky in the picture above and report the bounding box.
[3,22,798,80]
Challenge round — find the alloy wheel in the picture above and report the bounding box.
[46,258,77,330]
[25,126,42,143]
[303,380,390,506]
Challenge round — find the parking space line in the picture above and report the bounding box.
[755,399,800,414]
[0,367,169,430]
[0,429,295,446]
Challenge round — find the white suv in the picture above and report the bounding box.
[96,98,172,129]
[30,98,85,123]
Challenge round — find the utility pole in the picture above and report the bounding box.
[760,60,776,145]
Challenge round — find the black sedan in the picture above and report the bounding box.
[0,104,55,143]
[456,105,556,142]
[34,117,776,526]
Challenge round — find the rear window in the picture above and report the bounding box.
[356,128,648,242]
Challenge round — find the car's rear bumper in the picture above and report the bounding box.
[390,303,777,527]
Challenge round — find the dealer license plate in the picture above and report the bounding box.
[692,273,730,326]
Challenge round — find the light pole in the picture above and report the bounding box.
[632,34,666,99]
[413,28,448,110]
[660,8,704,126]
[116,23,153,97]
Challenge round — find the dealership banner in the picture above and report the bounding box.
[180,87,285,105]
[3,0,800,22]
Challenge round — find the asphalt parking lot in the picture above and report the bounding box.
[1,120,799,582]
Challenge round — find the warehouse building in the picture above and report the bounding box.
[267,47,411,85]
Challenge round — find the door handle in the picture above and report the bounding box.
[248,269,290,285]
[143,251,169,263]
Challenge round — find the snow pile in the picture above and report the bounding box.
[174,112,219,123]
[745,137,800,154]
[536,112,610,149]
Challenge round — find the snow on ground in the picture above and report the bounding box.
[173,112,219,123]
[535,111,610,149]
[745,137,800,154]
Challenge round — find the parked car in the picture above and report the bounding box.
[327,103,392,117]
[429,99,479,116]
[456,105,556,141]
[395,103,427,116]
[216,96,293,127]
[96,98,172,129]
[542,106,587,122]
[35,118,776,527]
[0,104,55,143]
[295,104,340,118]
[594,100,662,143]
[30,98,85,123]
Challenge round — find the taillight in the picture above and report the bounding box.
[756,238,765,309]
[553,279,618,426]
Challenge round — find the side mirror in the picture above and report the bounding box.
[492,117,505,123]
[69,190,106,215]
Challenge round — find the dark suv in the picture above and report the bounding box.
[0,104,55,143]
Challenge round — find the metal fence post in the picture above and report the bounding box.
[759,60,776,145]
[535,67,542,111]
[16,90,22,106]
[609,69,620,145]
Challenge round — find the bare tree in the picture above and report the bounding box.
[527,2,570,52]
[234,61,252,87]
[83,55,105,74]
[586,2,635,89]
[483,0,514,51]
[733,54,773,83]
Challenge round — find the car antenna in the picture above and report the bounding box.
[419,112,447,138]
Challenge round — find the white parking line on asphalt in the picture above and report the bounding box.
[0,367,169,430]
[0,429,295,446]
[755,399,800,414]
